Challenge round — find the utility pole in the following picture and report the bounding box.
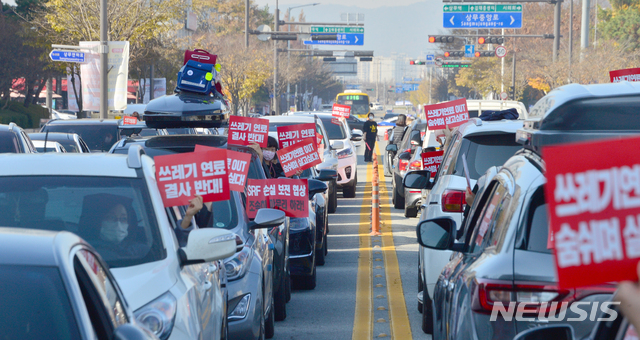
[273,1,279,115]
[512,53,517,99]
[580,0,590,60]
[149,64,155,100]
[569,0,573,81]
[99,0,108,119]
[552,0,561,62]
[245,0,249,48]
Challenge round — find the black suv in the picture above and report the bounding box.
[0,123,37,153]
[41,119,121,152]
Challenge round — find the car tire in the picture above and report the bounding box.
[422,292,434,334]
[418,265,424,313]
[285,270,291,303]
[405,205,418,218]
[316,235,327,266]
[265,290,275,339]
[343,184,356,198]
[384,154,392,177]
[298,266,317,290]
[328,181,338,214]
[393,184,405,209]
[274,274,287,321]
[258,289,265,340]
[324,234,328,256]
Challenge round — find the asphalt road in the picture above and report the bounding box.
[272,140,428,340]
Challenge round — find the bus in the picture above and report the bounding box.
[336,90,370,119]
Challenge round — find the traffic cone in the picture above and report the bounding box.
[370,153,381,236]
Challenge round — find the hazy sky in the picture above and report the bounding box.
[254,0,424,9]
[1,0,17,5]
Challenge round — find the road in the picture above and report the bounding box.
[273,140,428,340]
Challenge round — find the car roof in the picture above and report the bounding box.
[29,132,78,141]
[0,153,138,177]
[113,134,260,157]
[0,123,21,133]
[31,140,63,147]
[45,119,120,126]
[0,228,85,266]
[457,118,524,136]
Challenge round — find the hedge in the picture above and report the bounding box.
[0,101,49,129]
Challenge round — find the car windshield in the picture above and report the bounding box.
[35,146,61,153]
[452,133,522,180]
[56,140,79,153]
[0,131,20,153]
[0,265,81,339]
[0,176,166,268]
[318,118,346,139]
[44,124,118,152]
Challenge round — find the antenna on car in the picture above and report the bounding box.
[43,131,49,153]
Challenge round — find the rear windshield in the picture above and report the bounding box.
[451,133,521,180]
[0,265,80,339]
[0,131,20,153]
[541,96,640,130]
[56,140,79,153]
[0,176,166,268]
[44,124,118,152]
[319,118,346,140]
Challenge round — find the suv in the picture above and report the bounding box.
[41,119,121,152]
[403,129,445,218]
[388,119,426,209]
[29,132,91,153]
[466,99,528,119]
[0,123,37,153]
[0,149,265,340]
[414,81,640,339]
[406,118,524,333]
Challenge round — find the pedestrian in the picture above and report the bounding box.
[362,112,378,162]
[391,114,408,146]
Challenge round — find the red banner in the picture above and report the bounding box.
[123,116,138,125]
[421,150,444,177]
[424,98,469,130]
[246,179,309,218]
[194,145,251,192]
[543,136,640,288]
[155,150,229,207]
[332,104,351,119]
[610,68,640,83]
[228,116,269,147]
[246,179,270,219]
[277,123,316,149]
[276,138,322,177]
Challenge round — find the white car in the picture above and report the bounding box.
[371,102,384,111]
[32,140,67,153]
[0,149,267,340]
[466,99,528,119]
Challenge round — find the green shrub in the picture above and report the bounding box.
[0,101,49,129]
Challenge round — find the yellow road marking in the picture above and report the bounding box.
[376,145,413,339]
[352,161,373,339]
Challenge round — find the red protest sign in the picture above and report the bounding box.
[277,123,316,149]
[123,116,138,125]
[421,150,444,177]
[276,138,322,177]
[228,116,269,147]
[246,179,270,219]
[543,136,640,288]
[332,104,351,119]
[424,98,469,130]
[194,145,252,192]
[155,150,229,207]
[610,68,640,83]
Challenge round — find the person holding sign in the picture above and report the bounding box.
[249,137,302,179]
[362,113,378,162]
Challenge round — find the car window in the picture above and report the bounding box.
[433,133,462,183]
[451,133,521,180]
[44,124,119,152]
[0,265,81,339]
[201,194,239,229]
[0,131,20,153]
[521,187,551,254]
[56,139,79,153]
[468,183,511,253]
[319,118,346,139]
[0,176,166,268]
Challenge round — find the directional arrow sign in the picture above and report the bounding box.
[304,33,364,46]
[311,26,365,34]
[444,12,522,28]
[49,50,86,63]
[465,44,475,58]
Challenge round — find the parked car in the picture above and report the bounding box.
[110,134,283,339]
[466,99,528,119]
[32,140,66,153]
[383,112,399,120]
[264,115,340,213]
[403,130,445,217]
[387,119,426,209]
[0,123,37,154]
[0,228,158,340]
[319,103,333,111]
[118,120,168,138]
[0,150,246,340]
[41,119,121,152]
[29,132,91,153]
[371,102,384,111]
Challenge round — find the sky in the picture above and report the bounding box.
[254,0,424,9]
[1,0,17,5]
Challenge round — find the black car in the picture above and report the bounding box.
[343,115,366,132]
[28,132,91,153]
[0,123,37,153]
[41,119,121,152]
[388,119,426,209]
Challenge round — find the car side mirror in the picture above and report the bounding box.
[308,178,328,198]
[386,144,398,152]
[113,323,158,340]
[398,151,411,160]
[513,325,574,340]
[403,170,433,190]
[351,129,363,141]
[331,140,344,150]
[251,209,286,229]
[416,217,457,250]
[316,169,338,182]
[411,135,422,146]
[179,229,236,266]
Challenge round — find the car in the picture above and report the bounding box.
[297,167,334,269]
[405,118,524,334]
[29,132,91,153]
[0,150,246,340]
[319,103,333,111]
[0,228,159,340]
[0,123,37,153]
[383,112,399,120]
[371,102,384,111]
[41,119,122,152]
[264,115,340,213]
[466,99,528,119]
[50,108,78,120]
[118,120,168,138]
[110,134,283,339]
[31,140,66,153]
[403,130,445,217]
[387,119,426,209]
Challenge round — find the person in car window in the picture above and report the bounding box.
[391,114,407,145]
[250,137,302,179]
[362,113,378,162]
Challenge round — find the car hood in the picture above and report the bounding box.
[111,258,178,311]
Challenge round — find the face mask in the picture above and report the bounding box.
[263,150,276,161]
[369,115,374,120]
[100,221,129,243]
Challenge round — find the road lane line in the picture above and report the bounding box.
[376,145,413,339]
[352,161,373,339]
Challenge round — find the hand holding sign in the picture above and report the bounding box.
[421,150,444,177]
[277,123,316,149]
[194,145,252,192]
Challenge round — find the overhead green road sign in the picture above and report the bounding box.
[443,4,522,12]
[311,26,365,34]
[441,62,471,68]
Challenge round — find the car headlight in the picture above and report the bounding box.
[336,148,353,159]
[289,217,311,231]
[134,292,177,340]
[224,246,253,281]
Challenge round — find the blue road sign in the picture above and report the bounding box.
[395,87,403,93]
[49,50,85,63]
[443,12,523,29]
[304,33,364,46]
[426,54,435,65]
[465,45,475,58]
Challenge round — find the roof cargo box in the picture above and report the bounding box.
[144,93,229,129]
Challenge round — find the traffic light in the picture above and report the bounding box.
[410,60,425,65]
[478,37,504,44]
[444,51,464,58]
[428,35,455,43]
[509,86,515,99]
[474,51,494,57]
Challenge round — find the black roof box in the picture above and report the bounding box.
[144,92,229,129]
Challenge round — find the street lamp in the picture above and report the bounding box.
[286,3,319,112]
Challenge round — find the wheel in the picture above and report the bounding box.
[258,286,265,340]
[274,273,287,321]
[296,266,317,290]
[405,205,418,218]
[316,234,327,266]
[418,265,424,313]
[422,291,434,334]
[324,234,328,256]
[265,289,275,338]
[383,154,392,177]
[328,181,337,213]
[393,184,405,209]
[285,271,291,303]
[342,184,356,198]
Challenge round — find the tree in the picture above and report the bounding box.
[599,0,640,51]
[0,12,24,109]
